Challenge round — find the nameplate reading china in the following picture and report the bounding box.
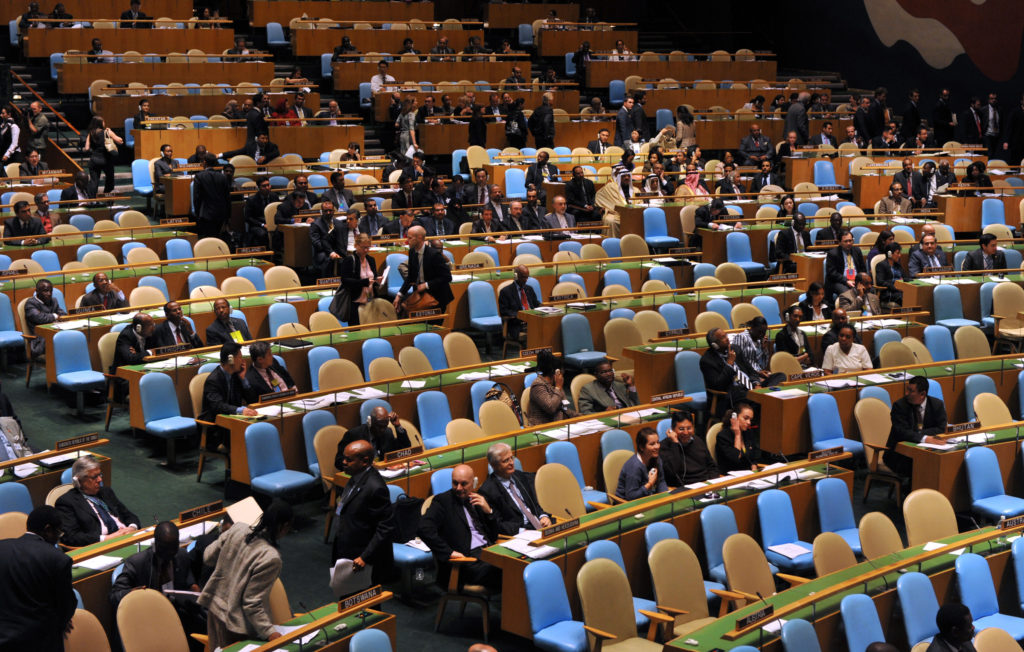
[808,446,844,461]
[456,262,485,270]
[657,328,688,338]
[159,217,188,225]
[259,388,298,403]
[946,422,982,434]
[540,518,580,538]
[769,273,799,281]
[340,585,382,610]
[179,500,223,524]
[237,246,266,254]
[56,433,100,451]
[0,268,27,277]
[789,370,824,381]
[999,515,1024,530]
[651,390,686,403]
[520,346,552,358]
[409,308,441,318]
[548,293,577,302]
[317,277,341,286]
[69,304,102,315]
[152,344,191,355]
[383,446,424,462]
[736,604,774,630]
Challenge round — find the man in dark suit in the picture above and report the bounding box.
[81,272,127,310]
[381,210,422,239]
[18,148,48,177]
[587,128,612,155]
[958,96,986,145]
[738,123,773,165]
[867,87,888,139]
[244,341,296,401]
[525,150,559,190]
[191,154,231,238]
[0,506,76,651]
[814,212,844,246]
[3,200,47,246]
[418,463,501,589]
[893,158,926,207]
[241,93,268,141]
[394,225,453,314]
[483,185,509,227]
[498,265,539,342]
[883,376,947,478]
[900,89,921,142]
[322,171,355,211]
[111,313,155,373]
[60,171,98,205]
[149,301,203,350]
[659,410,718,487]
[57,455,140,546]
[564,165,603,223]
[749,159,782,193]
[25,279,65,358]
[119,0,150,27]
[809,121,836,148]
[422,202,456,238]
[714,163,746,195]
[357,198,386,236]
[200,342,258,424]
[614,97,634,147]
[479,443,549,536]
[521,190,544,230]
[825,229,866,298]
[774,212,811,273]
[463,169,491,206]
[243,177,275,247]
[837,273,882,315]
[962,233,1007,272]
[932,88,955,145]
[391,175,420,212]
[870,125,900,154]
[542,195,576,238]
[578,359,637,414]
[332,439,394,587]
[527,92,556,149]
[700,328,752,417]
[205,298,252,346]
[310,201,344,277]
[907,233,948,278]
[471,207,505,241]
[339,405,412,462]
[784,92,809,145]
[221,133,279,166]
[505,200,539,233]
[934,161,957,189]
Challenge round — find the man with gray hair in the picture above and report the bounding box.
[478,442,550,535]
[56,455,140,546]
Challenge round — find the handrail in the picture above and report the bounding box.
[935,420,1024,440]
[543,277,801,307]
[246,590,393,652]
[0,172,71,183]
[116,83,308,92]
[532,452,851,547]
[295,18,484,27]
[8,69,80,136]
[32,17,232,25]
[590,50,775,58]
[0,222,194,244]
[8,250,269,284]
[645,310,929,344]
[779,352,1024,386]
[330,52,529,60]
[0,436,108,471]
[917,266,1023,278]
[62,52,271,60]
[537,20,638,28]
[0,196,132,210]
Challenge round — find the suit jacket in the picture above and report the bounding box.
[837,289,882,315]
[223,140,280,163]
[854,109,872,145]
[815,226,844,246]
[192,168,231,223]
[715,178,745,195]
[357,212,387,236]
[564,178,598,215]
[614,107,632,146]
[498,280,539,340]
[119,9,151,27]
[774,227,812,271]
[3,217,47,245]
[205,316,252,346]
[527,104,555,140]
[907,248,949,278]
[109,547,196,606]
[809,132,836,148]
[578,379,637,414]
[56,486,140,546]
[587,139,611,155]
[797,299,832,322]
[422,216,456,237]
[321,187,355,210]
[243,191,276,231]
[80,288,127,310]
[738,134,773,163]
[471,218,504,235]
[0,533,76,650]
[244,107,268,141]
[111,326,148,372]
[749,172,782,193]
[18,161,48,177]
[900,101,921,140]
[310,217,345,274]
[885,395,947,451]
[418,488,498,559]
[962,248,1007,272]
[200,365,248,422]
[774,325,810,359]
[479,471,545,536]
[878,196,912,214]
[958,107,986,143]
[337,424,411,463]
[525,163,559,189]
[399,244,453,307]
[542,211,576,233]
[893,170,926,203]
[391,190,421,211]
[659,437,718,487]
[380,217,423,238]
[331,467,394,576]
[700,348,739,395]
[463,182,489,206]
[60,183,97,203]
[503,211,540,233]
[785,102,809,145]
[244,361,295,402]
[148,319,203,350]
[825,246,866,289]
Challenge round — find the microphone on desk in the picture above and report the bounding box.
[297,601,323,644]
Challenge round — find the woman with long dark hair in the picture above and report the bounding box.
[675,104,695,149]
[526,349,576,425]
[83,116,122,194]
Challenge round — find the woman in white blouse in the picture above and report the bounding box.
[822,324,872,373]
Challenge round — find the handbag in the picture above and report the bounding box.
[103,129,117,154]
[403,290,438,312]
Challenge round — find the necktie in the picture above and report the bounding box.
[417,250,425,283]
[520,286,529,310]
[795,231,803,253]
[930,255,939,268]
[735,365,754,389]
[102,293,109,309]
[478,188,484,204]
[606,385,623,408]
[464,503,488,547]
[845,253,853,269]
[915,404,924,432]
[506,478,541,528]
[174,326,183,344]
[86,495,120,533]
[600,143,605,153]
[975,112,981,136]
[985,255,993,270]
[406,192,412,206]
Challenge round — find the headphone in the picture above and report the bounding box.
[134,323,143,335]
[226,354,235,365]
[366,415,373,427]
[72,474,80,489]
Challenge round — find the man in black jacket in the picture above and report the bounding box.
[479,443,549,535]
[825,229,866,299]
[322,171,355,211]
[59,171,97,205]
[422,202,456,238]
[338,405,412,462]
[893,157,926,208]
[119,0,151,27]
[191,154,231,239]
[357,198,386,236]
[332,440,395,587]
[220,133,279,166]
[899,89,921,142]
[81,272,128,310]
[564,165,603,223]
[883,376,947,478]
[498,265,539,342]
[774,212,811,273]
[381,210,422,239]
[659,410,717,487]
[244,341,296,401]
[200,342,258,424]
[111,313,154,373]
[242,93,268,141]
[932,88,955,146]
[699,328,753,417]
[525,150,559,190]
[418,463,501,589]
[749,159,782,193]
[3,201,46,246]
[205,298,252,346]
[394,225,453,313]
[243,177,275,247]
[527,93,556,149]
[0,506,76,651]
[962,233,1007,272]
[587,128,611,155]
[692,198,726,248]
[463,168,491,206]
[504,200,539,233]
[149,301,203,349]
[24,279,65,358]
[57,455,140,546]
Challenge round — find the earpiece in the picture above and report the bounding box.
[134,324,142,335]
[366,415,372,427]
[226,354,234,365]
[72,475,80,489]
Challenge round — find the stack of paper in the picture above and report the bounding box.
[178,521,219,542]
[403,537,431,552]
[456,372,490,381]
[73,555,123,571]
[922,541,965,556]
[254,405,299,418]
[767,542,812,559]
[812,378,861,389]
[352,387,387,399]
[271,625,322,646]
[53,319,92,330]
[500,530,559,559]
[918,441,956,451]
[949,433,993,444]
[400,380,427,389]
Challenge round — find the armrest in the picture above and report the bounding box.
[864,442,888,451]
[657,604,689,616]
[450,556,478,563]
[709,588,747,601]
[21,334,34,340]
[777,572,812,586]
[195,419,216,427]
[607,494,626,504]
[496,534,512,541]
[640,609,674,641]
[706,388,728,396]
[587,501,612,510]
[189,633,208,646]
[584,623,617,652]
[446,556,477,592]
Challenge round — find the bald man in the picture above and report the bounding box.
[498,265,539,341]
[394,224,453,315]
[332,440,394,587]
[418,464,501,590]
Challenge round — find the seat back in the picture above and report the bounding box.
[757,489,800,548]
[65,608,111,652]
[812,531,857,577]
[965,446,1007,503]
[245,422,287,480]
[479,401,520,435]
[725,231,754,263]
[264,265,301,291]
[780,619,822,652]
[560,313,596,356]
[723,533,777,600]
[117,589,189,652]
[349,629,392,652]
[807,393,844,447]
[536,463,587,518]
[973,627,1021,651]
[648,539,711,624]
[577,558,640,645]
[313,425,345,493]
[840,593,886,652]
[903,488,957,546]
[602,450,633,499]
[140,373,182,423]
[414,332,448,370]
[815,476,856,534]
[445,418,483,445]
[897,572,941,646]
[0,483,32,514]
[523,559,575,636]
[443,332,481,367]
[859,511,903,560]
[956,552,1001,619]
[54,330,92,375]
[923,324,955,362]
[701,504,738,577]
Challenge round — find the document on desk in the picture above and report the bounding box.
[52,319,92,330]
[13,462,38,478]
[917,441,957,451]
[254,405,299,418]
[811,378,861,389]
[767,543,812,559]
[330,558,373,598]
[762,618,788,634]
[922,541,966,556]
[534,306,564,314]
[351,387,387,399]
[949,433,993,444]
[770,388,808,399]
[73,555,123,571]
[858,373,896,384]
[272,625,322,646]
[500,531,558,559]
[456,372,491,381]
[400,380,426,389]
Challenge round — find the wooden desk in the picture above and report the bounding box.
[896,269,1024,322]
[58,61,274,94]
[851,174,890,209]
[640,86,817,114]
[586,59,776,88]
[132,124,365,160]
[536,29,637,57]
[94,91,317,128]
[0,228,195,270]
[224,608,396,651]
[372,89,579,122]
[333,60,527,91]
[248,0,434,27]
[418,119,609,154]
[786,154,984,192]
[695,118,851,152]
[483,466,852,639]
[937,194,1022,233]
[292,28,483,58]
[23,27,234,58]
[2,0,191,22]
[483,3,578,28]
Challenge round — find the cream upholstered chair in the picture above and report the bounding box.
[443,332,481,367]
[314,424,345,538]
[577,558,669,650]
[318,359,364,391]
[812,531,857,577]
[694,276,723,288]
[117,210,150,228]
[714,262,747,285]
[853,397,902,503]
[730,303,762,328]
[722,533,809,609]
[620,234,649,258]
[368,357,404,382]
[189,286,223,300]
[603,318,642,366]
[81,250,118,268]
[0,511,27,539]
[309,311,342,332]
[221,277,257,294]
[633,310,668,343]
[125,247,160,265]
[479,401,520,435]
[536,462,588,518]
[117,589,189,652]
[901,336,933,364]
[705,423,722,464]
[859,511,904,560]
[398,346,432,374]
[903,489,957,547]
[128,286,166,307]
[276,323,310,337]
[445,418,484,445]
[569,373,596,410]
[954,325,991,359]
[974,626,1023,652]
[602,450,633,504]
[693,311,729,333]
[46,483,74,506]
[65,609,111,652]
[550,281,585,299]
[992,282,1024,352]
[264,265,301,290]
[879,341,916,367]
[358,298,397,325]
[648,539,718,637]
[974,392,1013,429]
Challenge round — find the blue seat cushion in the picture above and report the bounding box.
[709,563,727,585]
[392,542,433,565]
[582,488,607,510]
[813,437,864,457]
[833,527,863,555]
[146,416,196,438]
[645,236,680,247]
[563,351,606,368]
[309,462,319,477]
[973,614,1024,640]
[57,371,105,391]
[632,596,656,628]
[251,470,317,494]
[0,331,22,347]
[685,391,708,410]
[765,541,815,573]
[535,620,588,652]
[422,435,448,450]
[469,316,502,331]
[735,261,766,273]
[704,579,725,605]
[974,495,1024,519]
[936,318,981,330]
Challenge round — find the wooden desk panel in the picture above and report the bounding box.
[695,118,852,152]
[418,119,611,154]
[483,3,578,29]
[937,194,1022,233]
[641,86,818,114]
[901,437,1024,512]
[293,28,483,57]
[24,27,234,58]
[248,0,434,27]
[94,91,317,127]
[132,124,364,160]
[333,60,527,91]
[372,89,580,122]
[58,61,274,94]
[785,154,984,192]
[586,59,776,88]
[2,0,191,22]
[536,29,637,57]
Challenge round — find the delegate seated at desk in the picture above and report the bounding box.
[149,301,204,349]
[659,410,717,487]
[220,133,280,166]
[578,359,637,414]
[25,279,65,358]
[962,233,1006,271]
[825,229,866,299]
[18,148,48,177]
[244,341,296,400]
[716,403,782,472]
[527,350,576,425]
[480,442,550,535]
[4,200,47,246]
[57,455,140,546]
[111,314,155,374]
[822,324,872,373]
[616,428,668,500]
[498,265,539,342]
[60,171,98,205]
[837,273,882,315]
[774,305,811,367]
[908,234,948,279]
[81,273,127,310]
[700,328,754,416]
[883,375,947,478]
[206,298,253,346]
[337,406,411,463]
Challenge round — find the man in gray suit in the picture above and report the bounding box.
[578,359,638,414]
[785,92,810,146]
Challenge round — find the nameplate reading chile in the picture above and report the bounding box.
[946,422,982,434]
[808,446,844,461]
[736,604,774,630]
[317,277,341,286]
[383,446,424,462]
[999,515,1024,530]
[56,433,100,451]
[540,518,580,539]
[340,585,382,610]
[259,388,298,403]
[179,500,223,524]
[789,370,824,381]
[520,346,552,358]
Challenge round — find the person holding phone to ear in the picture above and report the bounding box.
[715,403,781,472]
[337,405,411,463]
[201,343,259,452]
[616,428,668,500]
